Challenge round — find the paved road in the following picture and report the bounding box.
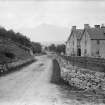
[0,55,103,105]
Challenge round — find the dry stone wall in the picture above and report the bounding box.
[0,57,34,75]
[0,64,8,73]
[56,55,105,92]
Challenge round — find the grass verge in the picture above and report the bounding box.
[0,58,36,77]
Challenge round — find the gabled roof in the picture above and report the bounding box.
[83,28,105,40]
[67,31,73,41]
[67,29,83,42]
[75,29,83,40]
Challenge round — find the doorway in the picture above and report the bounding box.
[77,48,81,56]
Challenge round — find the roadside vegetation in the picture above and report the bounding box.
[0,26,42,64]
[0,26,31,48]
[0,26,42,75]
[47,43,65,54]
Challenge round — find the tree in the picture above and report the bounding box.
[48,44,56,52]
[56,44,65,54]
[31,42,42,54]
[0,26,32,49]
[0,27,8,38]
[15,32,31,48]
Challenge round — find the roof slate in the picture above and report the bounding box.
[86,28,105,40]
[67,27,105,42]
[67,29,83,41]
[75,29,83,40]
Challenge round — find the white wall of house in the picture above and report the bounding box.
[66,33,77,56]
[81,31,105,58]
[66,41,70,56]
[66,24,105,58]
[91,40,105,58]
[73,33,78,55]
[80,31,91,56]
[91,40,100,57]
[99,40,105,58]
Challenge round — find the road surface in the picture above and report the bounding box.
[0,55,104,105]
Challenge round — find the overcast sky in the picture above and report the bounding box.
[0,0,105,42]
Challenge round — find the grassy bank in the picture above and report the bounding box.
[61,55,105,72]
[0,57,35,77]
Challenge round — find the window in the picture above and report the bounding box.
[96,50,99,55]
[97,40,100,44]
[84,49,87,54]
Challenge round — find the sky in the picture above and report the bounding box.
[0,0,105,42]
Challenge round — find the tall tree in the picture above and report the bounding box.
[56,44,65,54]
[31,42,42,53]
[48,44,56,52]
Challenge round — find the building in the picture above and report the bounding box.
[66,26,83,56]
[80,24,105,58]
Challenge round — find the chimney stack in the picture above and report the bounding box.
[101,24,105,29]
[72,26,76,31]
[84,24,90,29]
[94,25,100,29]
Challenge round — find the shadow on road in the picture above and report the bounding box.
[51,59,66,85]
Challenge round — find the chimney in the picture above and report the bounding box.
[94,25,100,29]
[84,24,90,29]
[72,26,76,31]
[101,24,105,29]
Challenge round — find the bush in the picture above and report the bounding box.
[4,52,15,59]
[0,27,32,49]
[31,42,42,54]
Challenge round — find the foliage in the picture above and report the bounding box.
[31,42,42,54]
[0,27,31,48]
[0,26,43,54]
[56,44,65,54]
[48,44,65,54]
[48,44,56,52]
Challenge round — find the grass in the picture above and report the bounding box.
[0,58,36,77]
[61,55,105,72]
[0,38,32,64]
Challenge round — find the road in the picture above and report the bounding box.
[0,55,103,105]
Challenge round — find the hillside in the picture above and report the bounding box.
[0,37,31,64]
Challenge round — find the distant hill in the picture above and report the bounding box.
[17,24,70,43]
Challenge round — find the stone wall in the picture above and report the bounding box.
[56,55,105,92]
[0,57,35,75]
